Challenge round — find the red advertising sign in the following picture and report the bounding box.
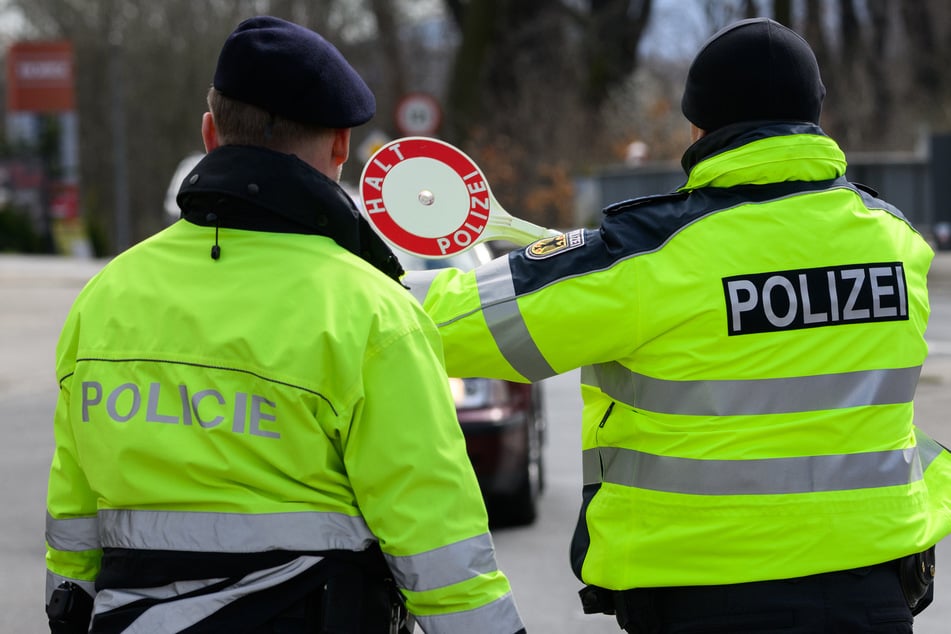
[50,182,80,220]
[6,40,76,112]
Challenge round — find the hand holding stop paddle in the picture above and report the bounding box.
[359,137,560,259]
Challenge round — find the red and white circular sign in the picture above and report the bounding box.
[359,137,492,258]
[394,93,442,136]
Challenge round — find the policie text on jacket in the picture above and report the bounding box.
[79,381,280,438]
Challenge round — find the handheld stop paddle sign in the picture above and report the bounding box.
[359,136,559,259]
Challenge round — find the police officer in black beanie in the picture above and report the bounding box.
[399,15,947,634]
[44,15,526,634]
[596,17,941,633]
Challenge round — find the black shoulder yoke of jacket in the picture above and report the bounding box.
[506,177,866,296]
[602,191,691,216]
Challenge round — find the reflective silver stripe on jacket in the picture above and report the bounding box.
[414,591,524,634]
[408,256,556,382]
[92,555,324,633]
[474,257,556,381]
[385,533,499,592]
[46,513,100,551]
[98,509,375,551]
[918,432,947,467]
[46,571,96,604]
[582,445,923,493]
[583,363,921,416]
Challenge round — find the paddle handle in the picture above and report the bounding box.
[487,211,561,246]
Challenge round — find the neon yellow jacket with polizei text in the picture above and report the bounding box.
[46,220,522,632]
[405,122,951,590]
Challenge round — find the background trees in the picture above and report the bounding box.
[3,0,950,253]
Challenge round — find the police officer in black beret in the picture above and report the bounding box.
[186,14,391,268]
[45,16,526,634]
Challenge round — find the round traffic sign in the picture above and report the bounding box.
[394,92,442,136]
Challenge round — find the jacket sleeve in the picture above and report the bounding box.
[403,244,638,383]
[46,306,101,604]
[342,309,524,634]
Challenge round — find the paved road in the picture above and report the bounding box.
[1,252,949,633]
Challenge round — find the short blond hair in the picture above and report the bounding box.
[207,88,332,154]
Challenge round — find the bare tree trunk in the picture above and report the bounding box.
[368,0,407,132]
[444,0,499,143]
[801,0,828,69]
[900,1,951,129]
[741,0,757,19]
[899,2,939,97]
[772,0,792,27]
[583,0,653,108]
[862,0,892,148]
[827,0,863,148]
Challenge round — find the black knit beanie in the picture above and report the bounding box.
[681,18,825,132]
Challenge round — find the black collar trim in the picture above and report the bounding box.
[175,145,404,281]
[177,145,360,239]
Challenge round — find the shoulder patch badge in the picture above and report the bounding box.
[525,229,585,260]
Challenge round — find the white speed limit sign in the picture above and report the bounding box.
[394,92,442,136]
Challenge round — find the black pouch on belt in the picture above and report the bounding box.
[46,582,94,634]
[899,545,936,615]
[579,585,616,615]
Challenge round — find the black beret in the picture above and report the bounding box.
[681,18,825,132]
[213,15,375,128]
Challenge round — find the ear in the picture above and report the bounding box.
[690,123,707,143]
[201,112,220,152]
[331,128,351,167]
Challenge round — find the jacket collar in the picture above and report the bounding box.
[680,121,846,190]
[176,145,404,281]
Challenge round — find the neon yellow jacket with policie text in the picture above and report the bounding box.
[46,221,521,632]
[404,122,951,590]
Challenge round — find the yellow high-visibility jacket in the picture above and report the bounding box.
[46,146,523,633]
[405,122,951,589]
